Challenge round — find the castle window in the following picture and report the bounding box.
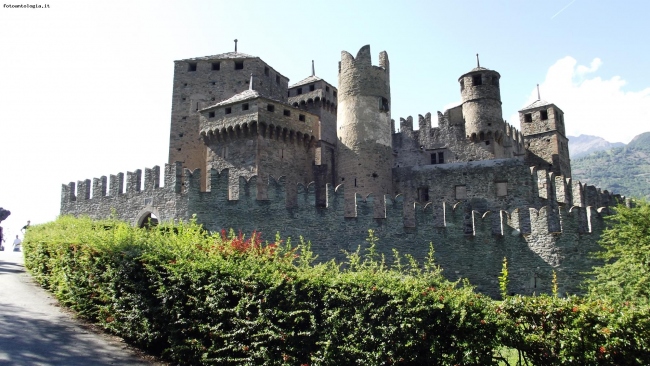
[283,109,290,116]
[540,110,548,120]
[455,185,467,200]
[211,62,220,71]
[326,86,330,92]
[242,103,249,111]
[380,97,389,112]
[225,107,232,114]
[234,61,244,70]
[299,114,305,122]
[208,111,215,118]
[492,77,499,87]
[297,88,303,95]
[188,62,197,72]
[496,182,508,197]
[333,91,337,98]
[221,146,228,159]
[460,79,465,91]
[524,113,532,122]
[309,84,315,92]
[472,75,482,86]
[418,187,430,202]
[276,75,280,84]
[267,104,275,112]
[438,151,444,164]
[264,66,269,76]
[485,140,490,145]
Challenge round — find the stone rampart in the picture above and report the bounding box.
[61,161,622,298]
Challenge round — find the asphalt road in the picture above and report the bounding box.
[0,247,162,365]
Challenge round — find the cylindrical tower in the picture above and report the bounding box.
[459,63,506,157]
[336,45,392,204]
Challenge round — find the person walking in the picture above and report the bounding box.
[12,235,22,251]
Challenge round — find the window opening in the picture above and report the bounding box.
[188,62,197,72]
[234,60,244,70]
[438,152,444,164]
[225,107,232,114]
[242,103,249,111]
[276,75,280,84]
[472,74,482,86]
[264,67,269,76]
[267,104,275,112]
[540,110,548,120]
[326,86,330,92]
[297,88,302,95]
[309,84,315,92]
[380,97,389,112]
[492,77,499,87]
[460,79,465,91]
[418,187,430,202]
[208,111,215,118]
[283,109,290,116]
[211,62,220,71]
[299,114,305,122]
[524,113,532,122]
[333,91,337,98]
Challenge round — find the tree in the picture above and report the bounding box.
[587,201,650,305]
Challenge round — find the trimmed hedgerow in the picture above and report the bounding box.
[22,216,650,365]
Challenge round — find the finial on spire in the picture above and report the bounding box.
[537,84,540,100]
[234,39,238,52]
[311,60,315,76]
[476,53,480,68]
[249,73,253,90]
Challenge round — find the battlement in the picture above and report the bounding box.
[338,45,390,99]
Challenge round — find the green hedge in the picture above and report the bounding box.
[22,216,650,365]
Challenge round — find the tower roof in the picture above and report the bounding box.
[458,66,500,81]
[520,99,555,111]
[289,75,323,88]
[177,51,257,62]
[201,89,261,111]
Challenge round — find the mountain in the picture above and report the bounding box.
[571,132,650,200]
[568,134,625,158]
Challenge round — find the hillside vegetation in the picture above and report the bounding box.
[572,132,650,200]
[22,214,650,365]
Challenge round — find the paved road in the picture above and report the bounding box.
[0,248,162,365]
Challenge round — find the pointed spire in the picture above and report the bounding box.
[311,60,315,76]
[476,53,480,68]
[537,84,540,100]
[249,73,253,90]
[234,39,238,52]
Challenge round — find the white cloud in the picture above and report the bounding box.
[510,57,650,144]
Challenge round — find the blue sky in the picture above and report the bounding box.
[1,0,649,236]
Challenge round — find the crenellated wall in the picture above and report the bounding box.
[61,160,623,298]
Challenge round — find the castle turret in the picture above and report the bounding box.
[336,45,392,215]
[459,58,506,158]
[520,99,571,178]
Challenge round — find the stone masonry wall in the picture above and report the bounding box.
[61,161,622,298]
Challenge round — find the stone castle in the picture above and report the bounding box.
[61,45,623,297]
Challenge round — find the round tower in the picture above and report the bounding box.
[459,58,506,157]
[336,45,392,202]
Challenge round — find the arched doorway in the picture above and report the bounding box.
[137,211,159,229]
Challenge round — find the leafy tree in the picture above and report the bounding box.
[587,201,650,305]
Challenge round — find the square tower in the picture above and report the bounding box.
[520,100,571,178]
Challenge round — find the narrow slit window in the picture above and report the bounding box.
[276,75,280,84]
[460,79,465,91]
[264,67,269,76]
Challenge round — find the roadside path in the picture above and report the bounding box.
[0,248,162,365]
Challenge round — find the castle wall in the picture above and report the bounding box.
[61,161,621,298]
